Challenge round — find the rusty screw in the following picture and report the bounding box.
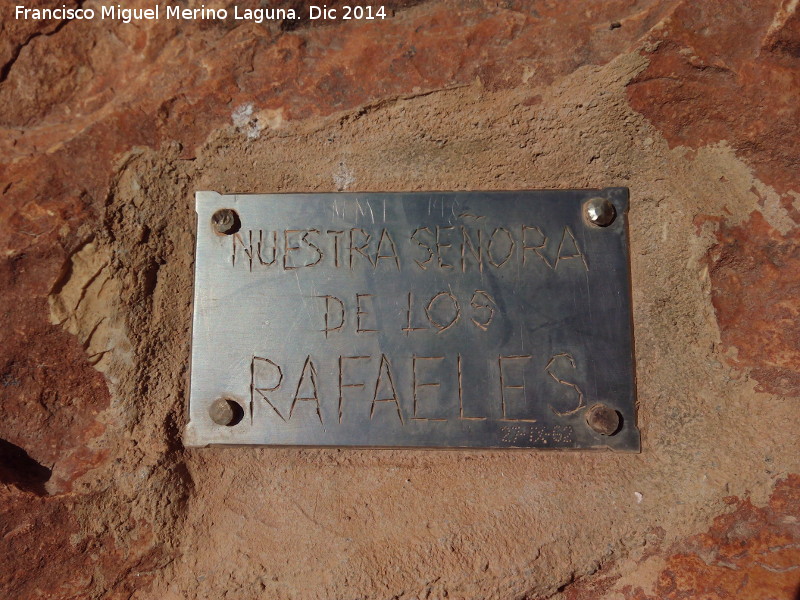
[209,397,244,426]
[584,197,616,227]
[585,403,621,435]
[211,208,239,235]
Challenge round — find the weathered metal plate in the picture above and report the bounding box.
[185,189,639,450]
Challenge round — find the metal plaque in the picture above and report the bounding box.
[185,189,639,450]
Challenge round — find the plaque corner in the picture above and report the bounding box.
[182,421,209,449]
[195,190,223,210]
[603,186,630,211]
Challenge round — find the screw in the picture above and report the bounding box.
[584,198,616,227]
[211,208,239,235]
[585,403,621,435]
[209,397,244,426]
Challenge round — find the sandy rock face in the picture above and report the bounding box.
[0,1,798,599]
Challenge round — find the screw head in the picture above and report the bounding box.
[584,198,616,227]
[585,403,621,436]
[211,208,239,235]
[209,397,244,426]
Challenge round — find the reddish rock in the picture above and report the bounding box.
[560,477,800,600]
[627,476,800,600]
[0,0,674,160]
[627,0,800,198]
[706,212,800,397]
[629,0,800,398]
[0,485,167,600]
[0,167,111,494]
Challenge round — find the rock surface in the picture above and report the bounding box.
[0,0,798,599]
